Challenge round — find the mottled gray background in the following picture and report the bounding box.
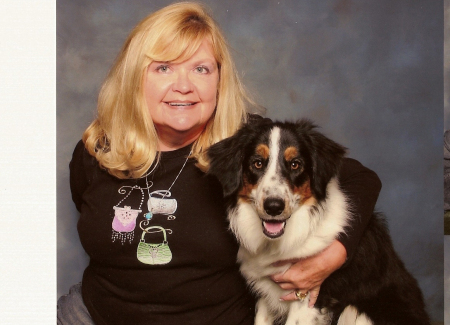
[445,0,450,131]
[444,0,449,324]
[57,0,443,321]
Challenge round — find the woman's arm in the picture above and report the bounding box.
[69,140,91,212]
[271,158,382,307]
[336,157,382,262]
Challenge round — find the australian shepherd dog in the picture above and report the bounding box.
[207,119,429,325]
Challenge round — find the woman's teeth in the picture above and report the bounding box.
[168,102,194,106]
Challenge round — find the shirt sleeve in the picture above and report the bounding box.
[336,157,382,264]
[69,140,90,212]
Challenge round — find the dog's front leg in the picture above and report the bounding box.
[255,298,276,325]
[285,300,327,325]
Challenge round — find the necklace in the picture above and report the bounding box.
[143,149,192,221]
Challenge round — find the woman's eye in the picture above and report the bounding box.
[156,65,170,73]
[195,66,209,74]
[253,160,263,169]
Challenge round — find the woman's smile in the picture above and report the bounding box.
[165,101,197,107]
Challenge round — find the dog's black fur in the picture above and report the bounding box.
[207,119,430,325]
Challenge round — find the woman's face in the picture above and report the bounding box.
[144,39,219,150]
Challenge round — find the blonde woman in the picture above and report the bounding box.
[57,2,381,324]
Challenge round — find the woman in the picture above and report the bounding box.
[58,2,381,324]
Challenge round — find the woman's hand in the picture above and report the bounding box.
[270,239,347,308]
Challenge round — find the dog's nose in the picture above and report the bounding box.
[264,198,285,216]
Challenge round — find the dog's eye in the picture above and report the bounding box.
[253,160,263,169]
[290,160,300,170]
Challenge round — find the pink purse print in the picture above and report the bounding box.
[112,206,141,233]
[111,185,144,244]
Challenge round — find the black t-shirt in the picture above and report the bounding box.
[70,141,255,325]
[69,134,381,324]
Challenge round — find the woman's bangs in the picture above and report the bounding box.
[148,27,209,63]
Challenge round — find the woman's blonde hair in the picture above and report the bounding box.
[83,1,252,179]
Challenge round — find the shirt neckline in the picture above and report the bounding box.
[159,143,194,160]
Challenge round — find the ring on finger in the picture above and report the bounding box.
[294,290,308,302]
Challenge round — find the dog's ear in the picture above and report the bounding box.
[206,125,255,197]
[296,119,347,201]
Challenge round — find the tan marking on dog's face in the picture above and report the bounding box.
[255,144,270,159]
[284,146,299,162]
[238,176,257,203]
[294,179,314,204]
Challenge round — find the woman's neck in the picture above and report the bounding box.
[157,129,201,151]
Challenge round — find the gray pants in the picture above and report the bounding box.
[57,283,95,324]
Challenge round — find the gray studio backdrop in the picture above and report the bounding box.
[446,0,450,132]
[57,0,443,322]
[444,1,449,325]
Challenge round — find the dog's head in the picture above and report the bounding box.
[207,119,346,240]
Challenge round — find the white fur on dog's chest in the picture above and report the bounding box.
[255,298,330,325]
[229,178,349,324]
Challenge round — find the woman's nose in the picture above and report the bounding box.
[172,70,193,94]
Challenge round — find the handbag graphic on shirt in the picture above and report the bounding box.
[144,190,177,220]
[111,185,144,244]
[137,226,172,265]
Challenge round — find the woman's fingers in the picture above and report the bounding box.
[279,290,304,302]
[278,286,320,308]
[307,286,320,308]
[277,282,296,290]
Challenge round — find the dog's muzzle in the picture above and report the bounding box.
[261,197,288,239]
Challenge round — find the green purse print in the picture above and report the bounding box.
[137,226,172,265]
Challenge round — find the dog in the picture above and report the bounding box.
[207,119,429,325]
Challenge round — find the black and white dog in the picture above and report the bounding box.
[207,119,429,325]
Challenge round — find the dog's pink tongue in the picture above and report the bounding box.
[264,221,284,234]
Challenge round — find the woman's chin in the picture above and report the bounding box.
[167,120,198,133]
[158,120,205,140]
